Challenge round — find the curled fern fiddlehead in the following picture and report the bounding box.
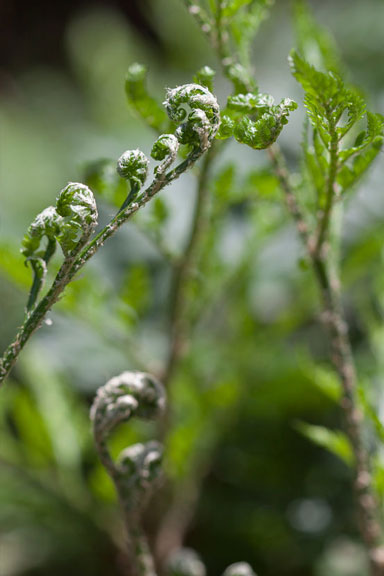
[91,371,166,576]
[21,182,98,310]
[117,149,150,210]
[164,83,220,151]
[117,149,150,189]
[151,134,180,179]
[56,182,98,254]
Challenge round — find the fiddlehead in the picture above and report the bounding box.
[164,83,220,151]
[117,149,150,210]
[55,182,98,254]
[21,183,98,310]
[151,134,179,179]
[91,371,166,576]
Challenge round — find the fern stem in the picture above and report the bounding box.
[272,141,384,576]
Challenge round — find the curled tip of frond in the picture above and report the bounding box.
[117,149,149,189]
[91,372,166,510]
[163,83,220,149]
[57,182,98,229]
[151,134,179,161]
[167,548,207,576]
[222,563,257,576]
[22,182,98,261]
[21,206,62,258]
[151,134,180,178]
[91,371,166,440]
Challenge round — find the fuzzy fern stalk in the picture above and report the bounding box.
[91,374,258,576]
[91,371,166,576]
[0,82,220,386]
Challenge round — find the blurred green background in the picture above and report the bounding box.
[1,1,384,575]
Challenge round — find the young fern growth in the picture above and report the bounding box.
[91,371,166,576]
[0,81,220,386]
[289,50,384,256]
[22,183,98,311]
[91,372,258,576]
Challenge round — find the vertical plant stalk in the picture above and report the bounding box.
[269,147,384,575]
[94,427,158,576]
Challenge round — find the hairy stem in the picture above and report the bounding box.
[313,257,384,574]
[125,516,157,576]
[268,145,312,251]
[94,431,157,576]
[271,143,384,575]
[0,148,209,386]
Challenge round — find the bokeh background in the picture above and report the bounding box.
[1,1,384,575]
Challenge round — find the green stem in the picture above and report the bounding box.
[26,238,57,311]
[94,432,157,576]
[123,512,157,576]
[272,145,384,575]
